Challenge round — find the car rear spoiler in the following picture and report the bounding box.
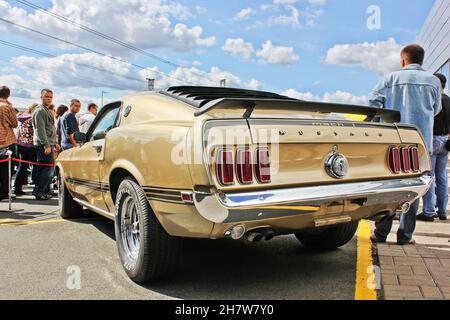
[193,98,400,123]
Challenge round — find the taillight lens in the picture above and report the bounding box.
[217,149,234,186]
[410,147,420,172]
[388,147,401,174]
[400,147,411,172]
[255,148,271,183]
[236,149,253,184]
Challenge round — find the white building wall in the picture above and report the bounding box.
[416,0,450,73]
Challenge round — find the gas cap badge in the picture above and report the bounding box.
[325,147,349,179]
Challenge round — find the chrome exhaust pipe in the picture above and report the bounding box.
[246,231,264,242]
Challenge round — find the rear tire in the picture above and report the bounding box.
[58,172,83,219]
[114,178,182,283]
[295,221,359,251]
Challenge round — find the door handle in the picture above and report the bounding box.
[92,145,103,153]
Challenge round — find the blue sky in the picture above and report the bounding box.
[0,0,435,109]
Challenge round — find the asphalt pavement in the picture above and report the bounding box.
[0,189,358,300]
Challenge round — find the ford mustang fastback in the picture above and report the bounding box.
[56,86,432,283]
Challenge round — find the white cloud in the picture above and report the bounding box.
[222,38,255,59]
[0,0,216,54]
[233,8,256,21]
[256,41,299,65]
[9,52,262,95]
[140,66,263,90]
[283,88,368,105]
[325,38,402,76]
[308,0,327,6]
[269,5,300,27]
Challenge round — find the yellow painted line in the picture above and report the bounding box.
[0,217,101,227]
[355,220,378,300]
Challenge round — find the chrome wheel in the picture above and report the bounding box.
[120,195,141,268]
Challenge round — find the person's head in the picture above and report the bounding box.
[41,89,53,107]
[70,99,81,114]
[87,103,98,115]
[401,44,425,67]
[27,103,39,115]
[434,73,447,92]
[0,86,10,99]
[56,104,69,118]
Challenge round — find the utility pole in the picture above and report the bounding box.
[146,78,155,91]
[101,90,109,108]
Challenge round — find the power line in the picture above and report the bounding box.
[15,0,184,69]
[13,0,213,86]
[0,39,145,84]
[0,17,193,85]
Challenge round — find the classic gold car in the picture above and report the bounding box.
[56,86,432,283]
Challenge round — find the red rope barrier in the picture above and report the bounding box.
[0,157,56,167]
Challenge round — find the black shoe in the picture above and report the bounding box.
[417,213,435,222]
[35,193,50,201]
[0,193,16,200]
[439,216,448,221]
[14,190,26,196]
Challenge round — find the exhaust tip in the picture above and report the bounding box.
[225,225,246,240]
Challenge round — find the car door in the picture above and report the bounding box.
[68,103,122,213]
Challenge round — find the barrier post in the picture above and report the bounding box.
[7,150,12,211]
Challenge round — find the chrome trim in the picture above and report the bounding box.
[73,198,115,220]
[193,176,433,223]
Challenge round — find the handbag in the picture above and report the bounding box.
[445,139,450,152]
[433,136,449,155]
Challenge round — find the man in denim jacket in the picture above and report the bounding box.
[369,44,442,245]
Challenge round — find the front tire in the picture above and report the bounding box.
[295,221,359,251]
[114,178,182,283]
[59,172,83,219]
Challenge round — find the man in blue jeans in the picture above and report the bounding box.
[368,44,442,245]
[419,73,450,222]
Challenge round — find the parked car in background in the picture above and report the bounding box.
[56,86,432,283]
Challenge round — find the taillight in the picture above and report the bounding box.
[410,147,420,172]
[236,149,253,184]
[400,147,411,172]
[255,148,271,183]
[217,149,234,186]
[388,146,420,174]
[388,147,401,174]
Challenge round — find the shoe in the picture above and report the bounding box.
[0,193,16,200]
[14,190,26,196]
[35,193,50,201]
[370,234,386,243]
[439,216,448,221]
[397,239,416,246]
[417,213,435,222]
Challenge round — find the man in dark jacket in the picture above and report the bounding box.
[419,73,450,222]
[32,89,60,201]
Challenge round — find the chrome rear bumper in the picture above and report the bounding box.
[193,176,433,224]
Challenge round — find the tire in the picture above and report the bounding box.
[114,178,182,283]
[295,221,359,251]
[58,172,83,219]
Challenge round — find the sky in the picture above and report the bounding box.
[0,0,436,111]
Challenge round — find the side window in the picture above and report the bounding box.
[88,106,121,142]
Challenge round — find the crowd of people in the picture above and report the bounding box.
[0,87,98,201]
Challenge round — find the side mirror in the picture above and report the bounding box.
[74,132,87,143]
[92,131,107,141]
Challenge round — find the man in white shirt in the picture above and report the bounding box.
[79,103,98,133]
